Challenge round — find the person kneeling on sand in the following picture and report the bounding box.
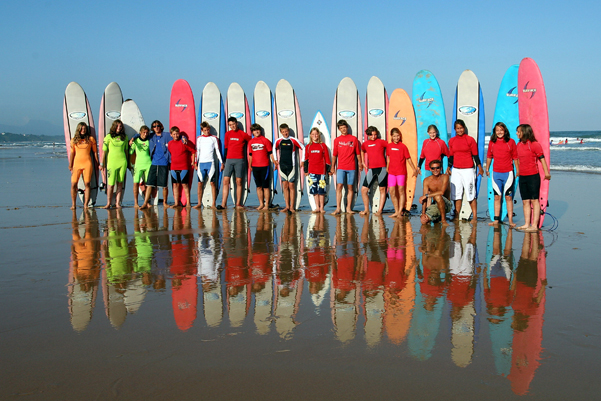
[419,159,452,226]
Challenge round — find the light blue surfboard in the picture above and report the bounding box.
[488,65,519,222]
[412,70,448,181]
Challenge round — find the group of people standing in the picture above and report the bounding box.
[68,116,551,231]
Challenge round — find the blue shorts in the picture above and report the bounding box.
[197,162,217,183]
[336,169,355,186]
[171,170,189,184]
[491,170,515,197]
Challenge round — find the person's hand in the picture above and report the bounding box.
[412,169,418,177]
[446,167,452,175]
[478,167,484,176]
[545,173,551,180]
[129,138,134,146]
[417,167,421,176]
[220,164,225,171]
[485,170,490,176]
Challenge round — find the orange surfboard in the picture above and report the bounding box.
[387,89,418,211]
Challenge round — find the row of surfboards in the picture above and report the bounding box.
[63,57,549,226]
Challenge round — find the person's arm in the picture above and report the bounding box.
[91,138,99,166]
[540,156,551,180]
[408,158,418,177]
[69,142,75,171]
[419,180,429,208]
[356,139,363,172]
[486,157,492,176]
[446,156,453,175]
[102,139,109,168]
[213,137,223,164]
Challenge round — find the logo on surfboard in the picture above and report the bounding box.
[392,111,406,125]
[459,106,477,116]
[522,82,537,99]
[506,87,519,104]
[106,111,121,120]
[203,112,219,120]
[278,110,294,118]
[69,112,87,120]
[368,109,384,118]
[174,99,188,112]
[418,92,435,108]
[338,110,355,119]
[256,110,271,118]
[229,112,244,119]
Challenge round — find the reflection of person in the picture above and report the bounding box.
[418,124,448,178]
[219,117,251,210]
[447,119,484,220]
[170,208,197,331]
[248,123,276,211]
[101,120,129,209]
[387,128,418,218]
[515,124,551,231]
[486,122,518,227]
[331,120,363,215]
[419,159,451,225]
[360,126,388,216]
[303,127,331,213]
[508,231,547,395]
[69,122,99,209]
[194,121,223,210]
[167,126,195,209]
[128,125,152,208]
[141,120,172,209]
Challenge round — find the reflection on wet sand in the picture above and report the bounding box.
[67,210,547,394]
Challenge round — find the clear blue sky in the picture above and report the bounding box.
[1,0,599,136]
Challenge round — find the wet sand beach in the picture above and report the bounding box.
[0,146,599,400]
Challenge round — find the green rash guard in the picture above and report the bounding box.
[130,138,152,182]
[103,135,129,185]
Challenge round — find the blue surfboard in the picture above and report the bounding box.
[412,70,448,181]
[488,65,519,222]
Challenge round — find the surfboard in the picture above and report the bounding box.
[365,76,388,212]
[120,100,147,200]
[63,82,99,207]
[518,58,550,228]
[489,65,519,222]
[169,79,197,206]
[307,111,332,211]
[452,70,485,220]
[226,82,251,206]
[98,82,123,194]
[253,81,276,205]
[387,88,418,212]
[332,77,362,212]
[199,82,225,208]
[412,70,448,180]
[275,79,304,210]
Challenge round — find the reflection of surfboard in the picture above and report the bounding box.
[307,111,332,210]
[120,100,146,197]
[453,70,485,220]
[412,70,448,178]
[98,82,123,194]
[169,79,197,206]
[387,88,418,211]
[489,65,519,222]
[199,82,225,208]
[365,76,388,212]
[63,82,99,207]
[253,81,275,203]
[275,79,304,210]
[226,83,251,206]
[332,77,362,212]
[518,58,550,228]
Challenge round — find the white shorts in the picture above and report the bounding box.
[450,167,476,201]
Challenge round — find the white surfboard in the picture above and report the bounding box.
[226,83,250,206]
[275,79,304,210]
[332,77,362,212]
[63,82,99,207]
[253,81,276,204]
[120,100,150,202]
[200,82,225,208]
[307,111,332,211]
[365,76,388,212]
[98,82,123,195]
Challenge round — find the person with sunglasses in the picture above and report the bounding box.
[419,159,452,226]
[140,120,172,209]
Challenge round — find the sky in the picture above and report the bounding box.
[1,0,599,136]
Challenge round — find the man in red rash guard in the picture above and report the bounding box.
[248,123,276,211]
[331,119,363,215]
[167,126,196,209]
[360,126,388,215]
[219,117,251,210]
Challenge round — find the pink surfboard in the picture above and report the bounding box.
[169,79,197,206]
[518,58,550,228]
